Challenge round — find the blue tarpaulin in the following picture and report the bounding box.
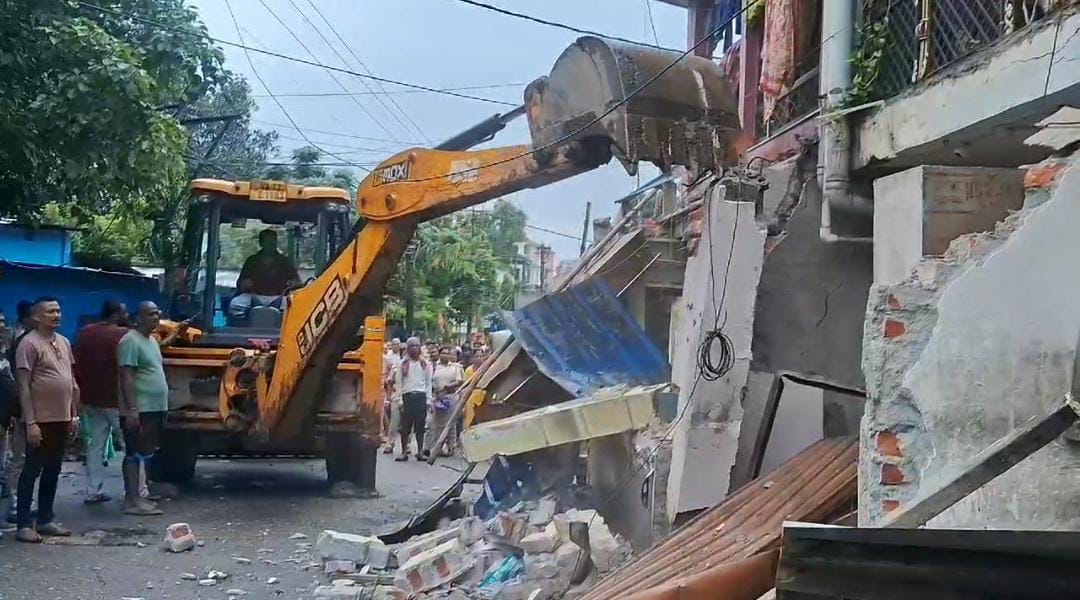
[501,279,670,397]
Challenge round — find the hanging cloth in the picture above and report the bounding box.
[760,0,800,123]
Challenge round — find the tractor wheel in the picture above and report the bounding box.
[151,433,199,485]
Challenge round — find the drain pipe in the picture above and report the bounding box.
[819,0,873,243]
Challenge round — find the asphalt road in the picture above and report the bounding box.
[0,453,469,600]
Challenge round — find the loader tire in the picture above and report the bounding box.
[324,432,376,493]
[150,433,198,485]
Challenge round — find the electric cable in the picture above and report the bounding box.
[450,0,678,52]
[222,0,371,173]
[253,120,422,145]
[644,0,661,47]
[302,0,431,143]
[256,0,403,144]
[251,83,525,98]
[74,1,518,107]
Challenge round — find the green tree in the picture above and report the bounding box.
[0,0,222,218]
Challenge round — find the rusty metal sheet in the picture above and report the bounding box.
[501,279,670,398]
[581,438,858,600]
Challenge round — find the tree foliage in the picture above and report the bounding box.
[384,201,526,339]
[0,0,222,218]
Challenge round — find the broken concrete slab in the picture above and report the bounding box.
[394,539,474,595]
[520,523,560,555]
[163,523,196,553]
[460,383,667,462]
[324,560,357,575]
[316,530,387,565]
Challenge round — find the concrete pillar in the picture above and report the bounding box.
[872,166,1024,285]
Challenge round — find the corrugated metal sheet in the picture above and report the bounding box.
[581,437,858,600]
[501,279,670,397]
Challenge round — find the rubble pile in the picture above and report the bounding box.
[310,498,631,599]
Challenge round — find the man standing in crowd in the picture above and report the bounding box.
[14,297,77,542]
[118,301,169,516]
[0,310,15,508]
[381,338,402,454]
[393,337,431,462]
[5,300,33,522]
[74,300,129,504]
[426,346,465,459]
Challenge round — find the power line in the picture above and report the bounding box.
[250,83,525,98]
[253,119,422,145]
[450,0,678,52]
[256,0,403,144]
[301,0,431,143]
[644,0,661,46]
[274,132,403,153]
[401,0,759,184]
[74,1,518,107]
[222,0,371,173]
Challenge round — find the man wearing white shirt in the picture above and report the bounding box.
[381,338,402,454]
[393,337,431,462]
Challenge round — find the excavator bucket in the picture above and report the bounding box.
[525,36,743,175]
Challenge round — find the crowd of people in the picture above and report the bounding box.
[380,334,488,462]
[0,292,489,544]
[0,297,182,544]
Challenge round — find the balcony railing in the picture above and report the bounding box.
[861,0,1061,102]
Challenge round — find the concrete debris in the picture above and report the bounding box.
[519,523,559,555]
[317,530,390,566]
[232,556,252,564]
[308,500,629,600]
[225,589,246,596]
[179,573,198,581]
[290,532,308,540]
[325,560,358,574]
[395,539,475,595]
[163,523,197,553]
[267,577,280,585]
[197,579,217,587]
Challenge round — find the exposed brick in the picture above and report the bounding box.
[882,499,901,513]
[883,318,906,339]
[880,463,906,485]
[876,431,903,458]
[886,294,902,309]
[1023,161,1066,190]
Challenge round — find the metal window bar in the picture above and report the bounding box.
[871,0,1057,101]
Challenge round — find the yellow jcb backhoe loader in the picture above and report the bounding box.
[154,36,743,492]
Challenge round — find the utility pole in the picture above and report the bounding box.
[579,201,591,257]
[538,243,551,293]
[404,246,415,336]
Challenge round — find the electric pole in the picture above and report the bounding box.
[538,243,551,293]
[404,245,415,336]
[579,201,591,257]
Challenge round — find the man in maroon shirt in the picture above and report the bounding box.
[74,300,129,504]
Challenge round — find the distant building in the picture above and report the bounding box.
[514,239,557,307]
[0,221,76,266]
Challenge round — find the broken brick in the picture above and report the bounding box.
[876,431,903,458]
[882,499,901,513]
[1024,161,1066,190]
[880,463,906,485]
[886,294,902,309]
[883,318,906,339]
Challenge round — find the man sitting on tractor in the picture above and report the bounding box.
[230,229,300,320]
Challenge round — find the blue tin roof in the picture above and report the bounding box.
[502,279,670,397]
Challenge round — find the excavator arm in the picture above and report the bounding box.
[224,35,741,444]
[257,141,613,440]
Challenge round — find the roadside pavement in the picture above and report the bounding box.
[0,453,469,600]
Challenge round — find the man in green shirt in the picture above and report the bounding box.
[118,301,169,516]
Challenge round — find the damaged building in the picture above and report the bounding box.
[377,1,1080,598]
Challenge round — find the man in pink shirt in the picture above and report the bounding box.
[14,297,78,543]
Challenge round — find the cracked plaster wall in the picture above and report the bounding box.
[665,185,765,518]
[861,154,1080,527]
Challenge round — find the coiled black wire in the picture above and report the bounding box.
[697,326,734,381]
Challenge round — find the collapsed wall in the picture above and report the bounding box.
[860,153,1080,527]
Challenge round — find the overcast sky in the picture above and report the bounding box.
[188,0,688,258]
